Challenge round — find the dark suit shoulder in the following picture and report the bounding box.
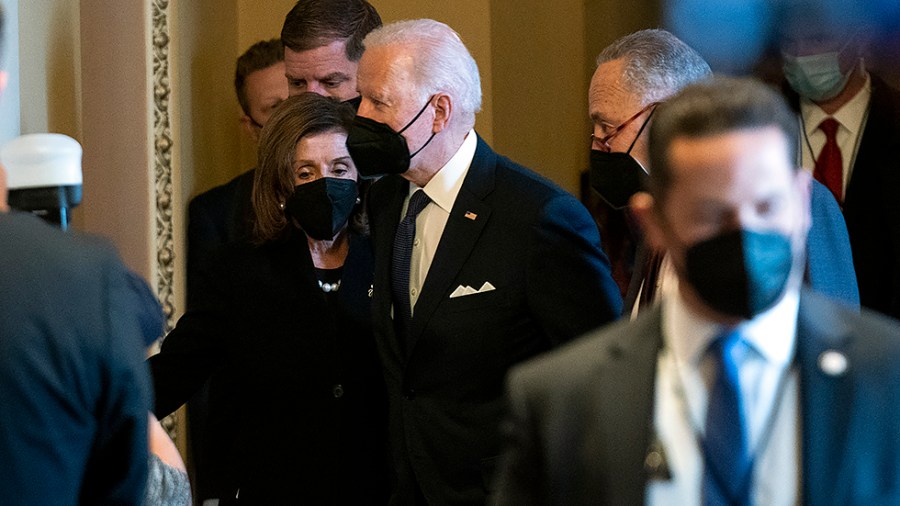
[509,311,657,393]
[870,73,900,111]
[800,289,900,368]
[189,170,252,218]
[488,146,574,206]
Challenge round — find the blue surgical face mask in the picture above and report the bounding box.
[782,38,855,102]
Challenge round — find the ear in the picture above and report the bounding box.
[630,191,666,253]
[240,114,261,143]
[0,163,8,212]
[431,94,452,133]
[0,71,7,96]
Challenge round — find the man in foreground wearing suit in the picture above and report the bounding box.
[494,76,900,505]
[348,19,622,505]
[586,29,858,314]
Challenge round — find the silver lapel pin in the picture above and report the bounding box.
[818,350,849,376]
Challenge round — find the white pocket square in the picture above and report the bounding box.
[449,282,496,298]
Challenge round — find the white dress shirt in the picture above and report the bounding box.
[401,130,477,314]
[799,72,872,195]
[646,286,801,506]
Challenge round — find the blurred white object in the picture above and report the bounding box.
[1,133,83,229]
[2,133,82,189]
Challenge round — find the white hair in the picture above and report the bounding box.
[363,19,482,130]
[596,29,712,105]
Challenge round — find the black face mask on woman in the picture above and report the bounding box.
[684,228,795,320]
[345,97,436,178]
[285,177,358,240]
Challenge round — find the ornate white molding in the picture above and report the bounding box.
[152,0,175,333]
[151,0,179,441]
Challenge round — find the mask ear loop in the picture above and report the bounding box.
[398,95,436,134]
[626,104,658,155]
[399,95,438,159]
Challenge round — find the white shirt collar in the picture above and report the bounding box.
[408,130,477,213]
[800,71,871,137]
[663,286,800,369]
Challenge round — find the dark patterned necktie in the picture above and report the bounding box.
[703,330,751,506]
[391,190,431,339]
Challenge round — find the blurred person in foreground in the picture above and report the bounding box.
[494,76,900,505]
[0,6,156,503]
[150,93,388,504]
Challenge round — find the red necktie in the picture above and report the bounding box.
[814,118,843,204]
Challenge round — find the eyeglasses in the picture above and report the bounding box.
[591,102,660,152]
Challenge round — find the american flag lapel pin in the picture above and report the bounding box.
[464,211,478,221]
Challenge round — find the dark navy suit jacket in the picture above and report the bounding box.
[0,212,152,505]
[368,135,623,505]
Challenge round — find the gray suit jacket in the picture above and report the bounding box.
[494,289,900,505]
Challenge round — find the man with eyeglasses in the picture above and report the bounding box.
[585,29,858,315]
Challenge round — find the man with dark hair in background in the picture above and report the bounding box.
[0,5,155,503]
[185,38,287,506]
[187,38,287,305]
[494,76,900,505]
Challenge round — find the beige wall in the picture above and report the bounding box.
[79,0,155,278]
[14,0,662,287]
[18,0,81,140]
[17,0,83,224]
[491,0,586,193]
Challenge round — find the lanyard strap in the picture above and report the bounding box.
[672,353,795,505]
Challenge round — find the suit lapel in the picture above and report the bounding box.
[589,310,662,503]
[371,175,410,363]
[405,136,496,356]
[795,289,855,504]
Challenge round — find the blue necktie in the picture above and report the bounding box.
[391,190,431,342]
[703,330,751,506]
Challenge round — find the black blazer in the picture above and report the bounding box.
[0,212,152,505]
[185,168,256,501]
[842,74,900,319]
[187,168,256,306]
[367,136,623,505]
[494,289,900,505]
[149,230,389,504]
